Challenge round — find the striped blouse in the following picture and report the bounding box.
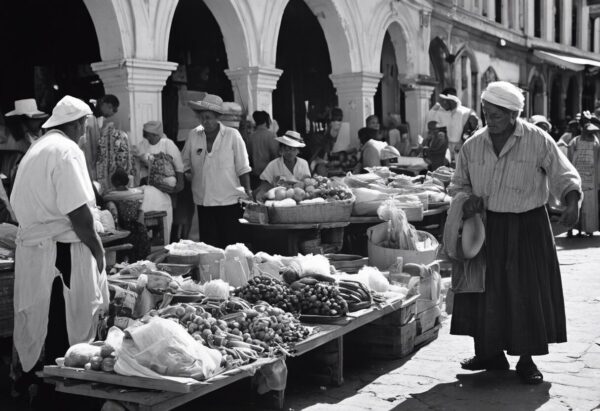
[449,119,582,213]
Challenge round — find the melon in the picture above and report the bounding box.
[274,187,287,201]
[286,188,295,199]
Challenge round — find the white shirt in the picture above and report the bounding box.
[260,157,311,185]
[427,103,472,144]
[138,135,185,178]
[11,130,95,229]
[182,122,252,206]
[10,130,107,372]
[449,119,582,213]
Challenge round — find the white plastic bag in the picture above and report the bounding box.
[115,317,222,381]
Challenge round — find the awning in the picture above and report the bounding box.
[533,50,600,72]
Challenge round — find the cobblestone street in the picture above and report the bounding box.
[277,235,600,411]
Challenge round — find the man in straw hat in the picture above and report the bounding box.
[10,96,109,401]
[4,98,49,145]
[448,81,582,384]
[183,93,252,248]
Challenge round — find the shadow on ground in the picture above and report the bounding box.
[391,371,552,411]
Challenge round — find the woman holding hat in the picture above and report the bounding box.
[449,81,582,385]
[182,93,252,248]
[259,130,311,186]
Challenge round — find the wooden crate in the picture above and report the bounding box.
[416,304,441,335]
[372,294,418,326]
[415,323,441,348]
[349,319,416,359]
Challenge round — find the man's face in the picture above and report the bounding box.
[100,102,117,118]
[143,130,161,145]
[482,102,517,135]
[281,145,299,162]
[197,110,220,132]
[366,117,380,130]
[536,122,551,133]
[440,99,457,111]
[329,120,342,133]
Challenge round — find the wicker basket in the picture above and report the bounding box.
[267,197,354,224]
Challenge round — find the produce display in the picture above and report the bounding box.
[291,278,348,317]
[234,276,300,313]
[336,279,373,312]
[263,176,353,207]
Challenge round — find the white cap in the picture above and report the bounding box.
[42,95,93,128]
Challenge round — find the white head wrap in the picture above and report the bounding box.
[481,81,524,112]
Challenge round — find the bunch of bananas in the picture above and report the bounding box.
[337,280,372,312]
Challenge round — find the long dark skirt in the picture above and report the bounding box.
[450,206,567,357]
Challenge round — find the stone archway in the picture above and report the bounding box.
[481,66,499,91]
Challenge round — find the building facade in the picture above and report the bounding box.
[7,0,600,146]
[430,0,600,136]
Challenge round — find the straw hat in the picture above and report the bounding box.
[42,96,92,128]
[461,214,485,259]
[5,98,48,118]
[143,120,164,135]
[275,130,305,148]
[188,94,224,114]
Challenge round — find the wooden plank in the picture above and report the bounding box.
[44,366,202,394]
[47,358,283,410]
[414,323,441,347]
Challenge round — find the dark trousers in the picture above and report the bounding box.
[197,204,244,249]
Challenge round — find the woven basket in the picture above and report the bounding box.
[267,197,354,224]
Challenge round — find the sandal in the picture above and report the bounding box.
[516,361,543,385]
[461,353,509,371]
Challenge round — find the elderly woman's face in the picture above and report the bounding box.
[482,102,517,135]
[197,110,220,132]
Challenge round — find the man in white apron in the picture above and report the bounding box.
[10,95,109,403]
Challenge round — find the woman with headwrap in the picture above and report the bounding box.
[448,81,582,385]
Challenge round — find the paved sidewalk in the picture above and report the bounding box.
[280,235,600,411]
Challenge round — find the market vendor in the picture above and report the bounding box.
[9,96,109,399]
[358,127,387,168]
[183,93,252,248]
[449,81,582,385]
[259,130,311,187]
[133,120,184,194]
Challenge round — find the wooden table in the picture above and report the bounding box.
[239,219,350,255]
[42,295,411,410]
[45,357,284,411]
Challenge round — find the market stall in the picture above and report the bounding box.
[40,234,442,410]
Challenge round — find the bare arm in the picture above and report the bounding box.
[239,172,253,199]
[68,204,105,273]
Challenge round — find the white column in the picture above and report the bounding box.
[524,0,535,36]
[542,0,554,41]
[404,84,436,147]
[594,17,600,53]
[330,72,382,147]
[91,59,178,146]
[502,0,510,27]
[224,66,283,118]
[561,0,573,45]
[577,2,589,50]
[487,0,496,21]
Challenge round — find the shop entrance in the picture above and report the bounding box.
[273,0,337,136]
[529,75,545,117]
[0,0,101,115]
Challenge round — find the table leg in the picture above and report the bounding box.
[331,336,344,386]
